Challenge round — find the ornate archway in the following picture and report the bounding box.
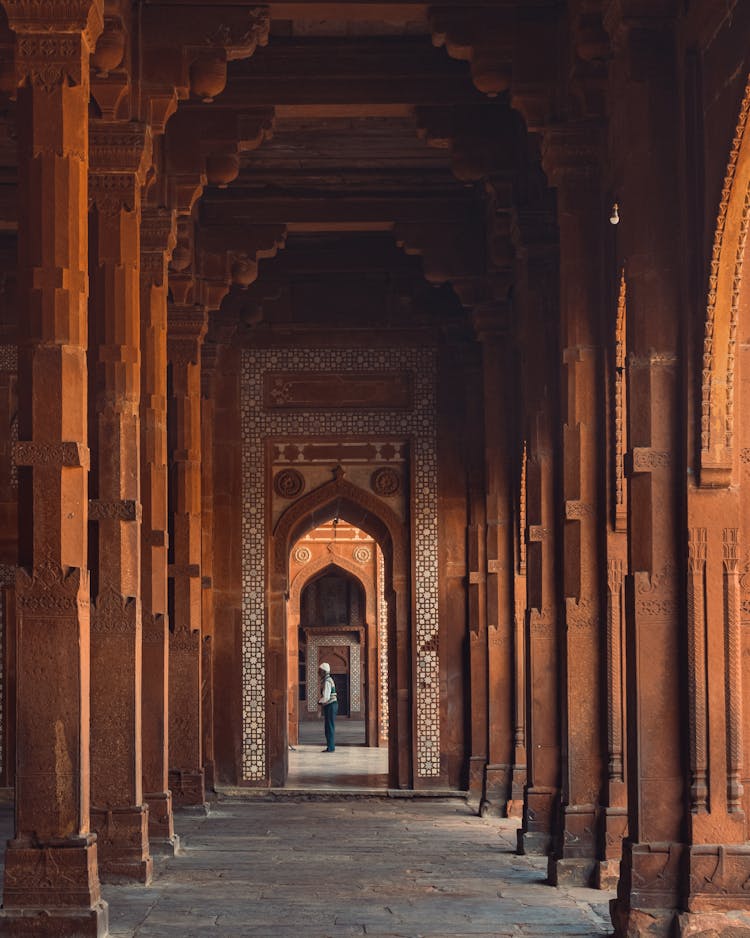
[266,472,410,788]
[701,74,750,485]
[288,552,382,747]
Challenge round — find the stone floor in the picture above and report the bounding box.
[288,720,389,790]
[94,799,614,937]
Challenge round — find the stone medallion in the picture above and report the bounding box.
[371,467,400,497]
[273,468,305,499]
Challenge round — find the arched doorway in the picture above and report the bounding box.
[267,472,410,789]
[287,524,387,752]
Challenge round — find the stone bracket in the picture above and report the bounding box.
[13,440,90,469]
[145,530,168,548]
[89,499,140,522]
[626,447,672,475]
[168,563,200,579]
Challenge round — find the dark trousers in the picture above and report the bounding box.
[323,701,338,751]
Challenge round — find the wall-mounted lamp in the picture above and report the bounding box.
[609,202,620,226]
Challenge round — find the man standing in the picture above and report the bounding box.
[318,662,338,752]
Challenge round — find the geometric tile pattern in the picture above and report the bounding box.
[241,347,439,780]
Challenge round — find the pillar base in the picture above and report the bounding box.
[677,911,750,937]
[517,829,552,856]
[90,804,152,884]
[548,804,598,886]
[2,837,103,909]
[150,834,181,856]
[479,763,511,818]
[468,755,486,806]
[548,856,597,887]
[611,840,681,937]
[517,786,556,855]
[168,768,206,808]
[506,799,524,819]
[596,857,621,891]
[610,903,676,938]
[145,790,176,843]
[0,902,108,937]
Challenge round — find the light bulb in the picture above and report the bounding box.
[609,202,620,226]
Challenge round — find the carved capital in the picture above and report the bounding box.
[6,0,103,89]
[541,123,604,189]
[16,561,89,615]
[91,585,137,635]
[90,120,151,176]
[168,304,208,365]
[723,528,740,574]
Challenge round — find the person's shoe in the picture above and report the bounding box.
[322,747,335,752]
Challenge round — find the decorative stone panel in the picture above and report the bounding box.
[241,346,439,780]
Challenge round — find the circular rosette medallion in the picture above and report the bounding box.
[353,546,372,564]
[294,546,312,564]
[273,469,305,499]
[370,467,400,497]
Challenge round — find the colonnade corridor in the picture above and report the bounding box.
[5,1,750,937]
[0,798,612,937]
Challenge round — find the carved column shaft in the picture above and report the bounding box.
[606,11,686,934]
[87,120,152,884]
[543,134,605,888]
[200,348,216,792]
[167,305,207,808]
[0,3,108,933]
[517,254,561,857]
[140,207,177,849]
[461,342,489,806]
[474,316,517,818]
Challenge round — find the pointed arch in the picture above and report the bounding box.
[701,74,750,486]
[267,473,412,789]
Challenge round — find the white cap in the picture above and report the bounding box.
[319,661,330,673]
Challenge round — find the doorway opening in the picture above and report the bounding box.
[285,520,389,789]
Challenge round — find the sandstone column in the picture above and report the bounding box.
[463,342,489,806]
[167,303,207,808]
[0,1,107,933]
[140,206,178,850]
[87,119,152,884]
[543,126,606,887]
[605,7,685,934]
[200,341,217,792]
[473,304,517,817]
[517,248,561,857]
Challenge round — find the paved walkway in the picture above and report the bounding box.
[288,720,388,790]
[99,799,614,937]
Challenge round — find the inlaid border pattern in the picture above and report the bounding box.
[377,545,389,743]
[241,347,439,780]
[306,634,361,713]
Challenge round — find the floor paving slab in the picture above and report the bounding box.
[0,797,613,937]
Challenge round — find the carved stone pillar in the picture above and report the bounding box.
[140,206,178,851]
[461,342,489,806]
[0,2,108,934]
[87,120,152,884]
[167,304,207,808]
[604,8,687,935]
[517,250,561,857]
[473,307,517,817]
[543,126,606,888]
[200,341,217,793]
[598,272,628,890]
